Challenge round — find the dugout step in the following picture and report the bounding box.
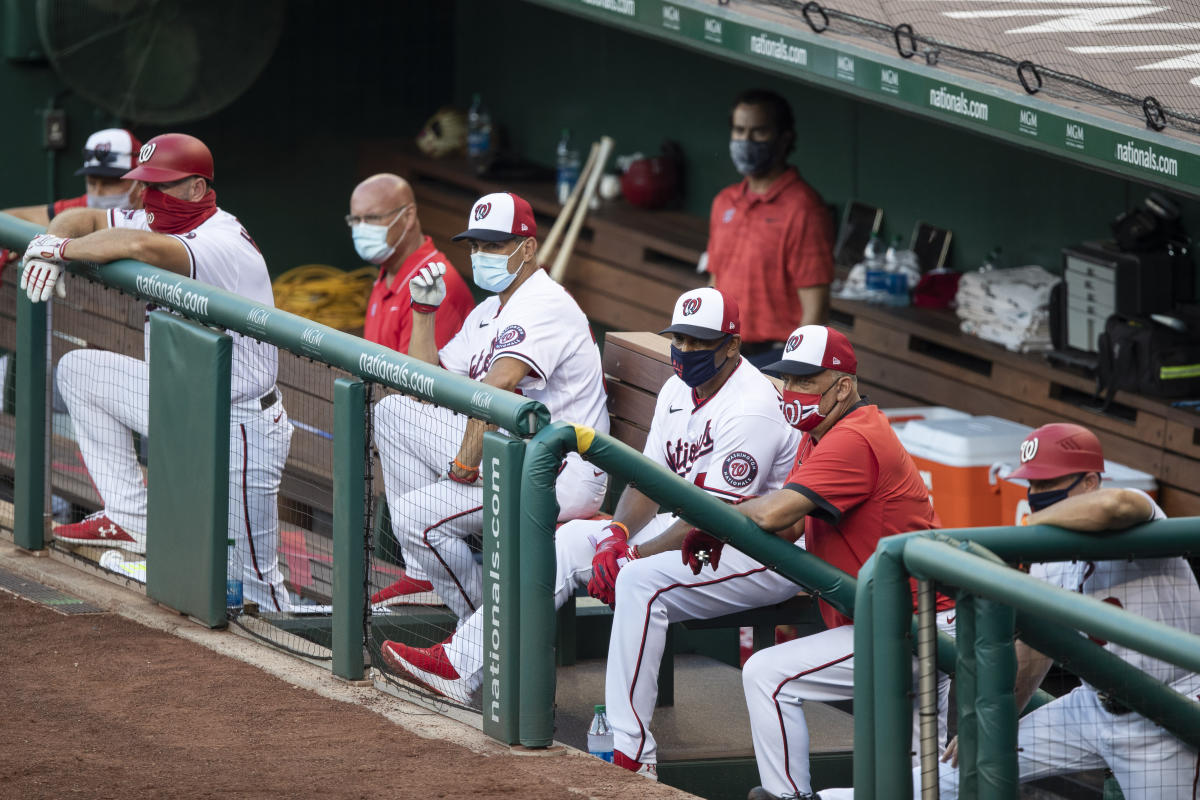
[555,655,853,798]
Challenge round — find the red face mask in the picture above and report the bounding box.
[780,380,839,432]
[143,186,218,234]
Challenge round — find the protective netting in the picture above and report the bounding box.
[367,389,485,710]
[740,0,1200,137]
[916,557,1200,798]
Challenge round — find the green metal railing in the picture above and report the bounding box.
[1,212,546,689]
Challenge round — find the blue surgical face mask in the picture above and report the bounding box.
[671,336,731,388]
[471,239,527,293]
[729,139,777,177]
[352,207,408,265]
[1027,472,1088,512]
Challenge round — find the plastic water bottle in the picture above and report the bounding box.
[863,234,890,303]
[556,128,581,205]
[226,537,243,610]
[980,246,1003,272]
[466,93,492,170]
[587,704,614,762]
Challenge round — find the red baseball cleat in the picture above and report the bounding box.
[613,750,658,780]
[370,573,435,604]
[379,640,473,704]
[53,512,141,552]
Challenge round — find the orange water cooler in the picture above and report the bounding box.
[896,416,1034,529]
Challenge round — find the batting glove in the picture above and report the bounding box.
[410,261,447,313]
[20,260,67,303]
[681,528,724,575]
[588,523,639,606]
[22,234,72,268]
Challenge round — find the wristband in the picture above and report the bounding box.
[411,300,439,314]
[607,521,630,537]
[447,467,479,485]
[628,544,641,560]
[453,457,479,475]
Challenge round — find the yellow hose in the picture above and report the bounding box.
[272,264,377,331]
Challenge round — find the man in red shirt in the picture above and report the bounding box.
[351,173,473,353]
[707,326,953,800]
[706,90,834,368]
[349,173,475,603]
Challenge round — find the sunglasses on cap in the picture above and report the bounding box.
[82,147,128,165]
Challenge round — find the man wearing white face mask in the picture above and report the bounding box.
[373,191,610,703]
[351,173,473,354]
[3,128,144,227]
[349,173,475,605]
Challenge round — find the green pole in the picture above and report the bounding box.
[482,432,526,745]
[974,596,1017,799]
[851,555,876,800]
[873,541,916,800]
[953,593,978,799]
[332,378,367,681]
[14,289,47,551]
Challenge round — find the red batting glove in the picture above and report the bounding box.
[588,522,634,606]
[0,248,12,282]
[681,528,724,575]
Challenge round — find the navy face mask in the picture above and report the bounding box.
[1027,472,1088,512]
[671,336,731,388]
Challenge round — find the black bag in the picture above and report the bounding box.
[1096,315,1200,408]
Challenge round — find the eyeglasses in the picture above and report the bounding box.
[345,205,409,227]
[82,147,125,165]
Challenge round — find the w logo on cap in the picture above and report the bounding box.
[474,202,492,221]
[1020,438,1039,464]
[785,334,803,352]
[138,142,156,163]
[681,297,702,316]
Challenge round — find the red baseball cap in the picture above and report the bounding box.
[765,325,857,377]
[659,288,740,340]
[123,133,215,183]
[452,192,537,242]
[1009,423,1105,480]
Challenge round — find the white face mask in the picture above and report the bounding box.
[351,206,409,265]
[87,189,134,210]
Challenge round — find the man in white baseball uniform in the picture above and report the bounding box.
[373,191,609,697]
[823,423,1200,800]
[381,287,800,703]
[605,327,955,795]
[19,132,295,612]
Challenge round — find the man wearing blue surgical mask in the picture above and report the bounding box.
[372,191,613,702]
[705,89,834,370]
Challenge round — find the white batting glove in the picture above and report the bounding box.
[20,260,67,303]
[410,261,447,313]
[22,234,72,267]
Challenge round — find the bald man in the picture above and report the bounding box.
[348,174,474,604]
[349,173,474,353]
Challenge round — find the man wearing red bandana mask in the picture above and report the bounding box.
[18,133,297,613]
[680,324,955,800]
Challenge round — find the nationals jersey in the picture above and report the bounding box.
[1030,492,1200,694]
[109,207,277,403]
[642,359,799,501]
[438,268,608,433]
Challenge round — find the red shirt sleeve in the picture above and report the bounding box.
[784,426,877,524]
[785,194,835,289]
[49,194,88,220]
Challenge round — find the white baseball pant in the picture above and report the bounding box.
[440,513,677,690]
[56,349,295,612]
[605,544,808,765]
[845,685,1200,800]
[374,393,607,622]
[743,609,955,799]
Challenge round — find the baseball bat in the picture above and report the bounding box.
[541,141,600,267]
[549,135,614,284]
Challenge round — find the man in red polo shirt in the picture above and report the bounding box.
[706,90,835,369]
[351,173,473,353]
[348,173,473,602]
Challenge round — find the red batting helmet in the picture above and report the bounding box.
[1008,423,1104,480]
[122,133,214,183]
